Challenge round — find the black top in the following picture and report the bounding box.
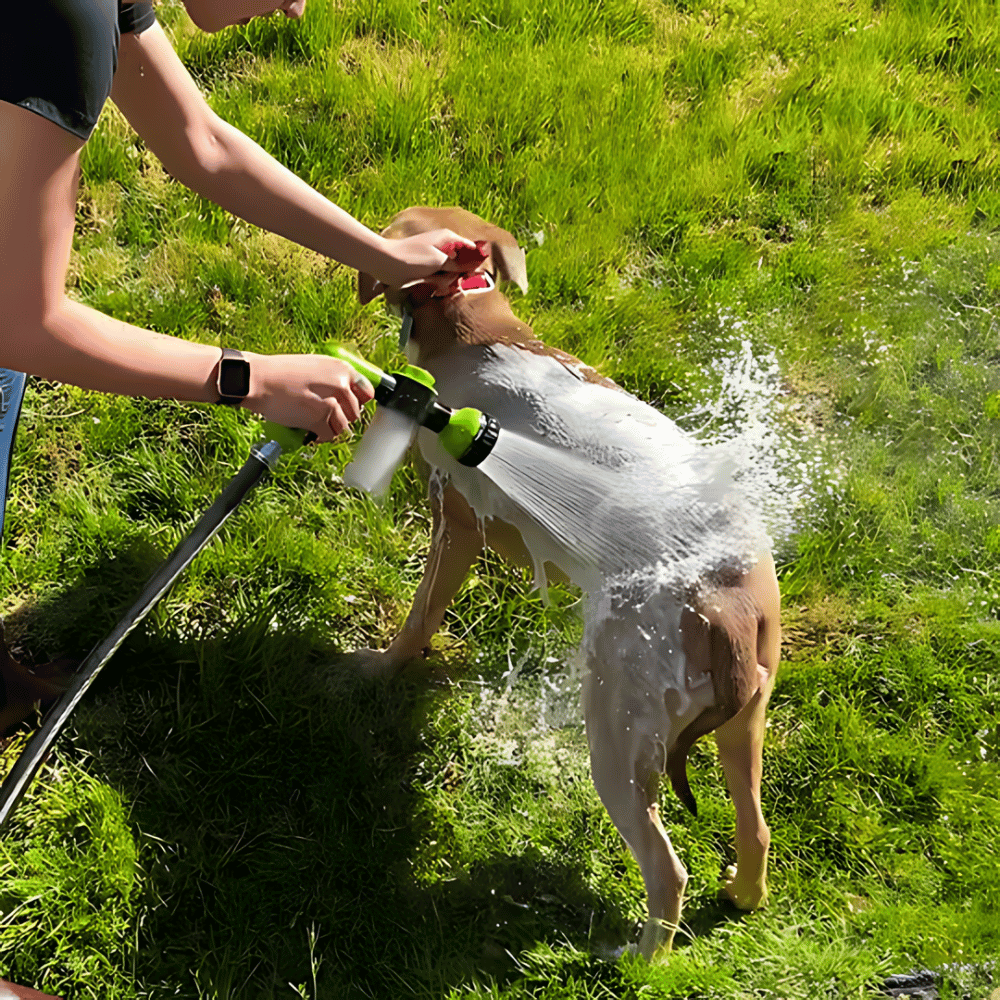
[0,0,157,140]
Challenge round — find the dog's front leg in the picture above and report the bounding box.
[354,481,485,678]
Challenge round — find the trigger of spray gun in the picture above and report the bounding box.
[321,343,500,469]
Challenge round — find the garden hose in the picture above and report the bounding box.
[0,421,309,831]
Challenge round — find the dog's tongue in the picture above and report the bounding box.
[458,271,491,291]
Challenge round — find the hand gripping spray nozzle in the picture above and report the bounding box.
[323,343,500,494]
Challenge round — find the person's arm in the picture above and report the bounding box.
[110,22,471,287]
[0,101,371,442]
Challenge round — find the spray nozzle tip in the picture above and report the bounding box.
[439,408,500,466]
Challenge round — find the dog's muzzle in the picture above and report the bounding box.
[404,268,496,308]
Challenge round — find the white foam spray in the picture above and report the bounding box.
[346,332,826,755]
[417,342,770,599]
[343,407,418,497]
[675,327,827,553]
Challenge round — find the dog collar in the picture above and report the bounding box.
[399,269,496,349]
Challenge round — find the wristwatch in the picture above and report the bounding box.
[215,348,251,406]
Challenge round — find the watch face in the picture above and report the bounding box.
[219,357,251,398]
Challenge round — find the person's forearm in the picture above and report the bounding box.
[182,116,391,276]
[2,299,220,401]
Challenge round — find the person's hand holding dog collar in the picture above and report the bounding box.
[363,229,481,299]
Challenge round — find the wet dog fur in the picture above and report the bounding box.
[353,206,782,960]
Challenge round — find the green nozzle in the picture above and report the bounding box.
[322,343,441,417]
[440,408,500,467]
[261,422,312,454]
[439,408,482,461]
[322,342,389,390]
[399,365,435,391]
[319,343,499,467]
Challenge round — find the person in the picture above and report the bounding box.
[0,0,476,725]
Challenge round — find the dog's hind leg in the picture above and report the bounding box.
[714,692,771,910]
[585,691,685,961]
[713,553,782,910]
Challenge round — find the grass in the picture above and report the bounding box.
[2,0,1000,995]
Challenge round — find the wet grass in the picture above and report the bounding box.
[2,0,1000,995]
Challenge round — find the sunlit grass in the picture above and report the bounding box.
[1,0,999,996]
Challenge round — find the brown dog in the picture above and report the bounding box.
[354,207,781,959]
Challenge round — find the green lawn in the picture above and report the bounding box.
[1,0,999,996]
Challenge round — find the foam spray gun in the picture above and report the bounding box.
[322,343,501,495]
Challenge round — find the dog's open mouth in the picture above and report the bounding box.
[404,268,496,308]
[452,270,494,295]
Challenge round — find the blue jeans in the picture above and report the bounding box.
[0,369,27,550]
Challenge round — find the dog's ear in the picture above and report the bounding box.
[358,270,383,305]
[487,229,529,296]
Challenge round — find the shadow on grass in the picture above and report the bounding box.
[679,894,758,949]
[1,539,175,673]
[3,561,635,997]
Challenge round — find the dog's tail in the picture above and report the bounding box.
[666,705,728,817]
[666,590,762,817]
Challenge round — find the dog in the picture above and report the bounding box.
[352,207,782,960]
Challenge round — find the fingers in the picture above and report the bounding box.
[319,368,374,440]
[313,359,378,442]
[438,238,490,273]
[425,230,484,273]
[349,370,375,405]
[245,353,375,445]
[323,370,375,440]
[321,399,351,441]
[321,361,364,428]
[377,229,482,288]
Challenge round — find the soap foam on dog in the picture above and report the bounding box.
[419,341,771,599]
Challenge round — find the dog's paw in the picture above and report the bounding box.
[344,648,409,680]
[719,865,768,911]
[636,917,676,962]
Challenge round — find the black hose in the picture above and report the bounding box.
[0,448,273,830]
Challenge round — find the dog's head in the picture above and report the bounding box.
[357,207,531,358]
[358,206,529,305]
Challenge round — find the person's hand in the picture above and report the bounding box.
[372,229,480,292]
[184,0,307,32]
[241,352,375,442]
